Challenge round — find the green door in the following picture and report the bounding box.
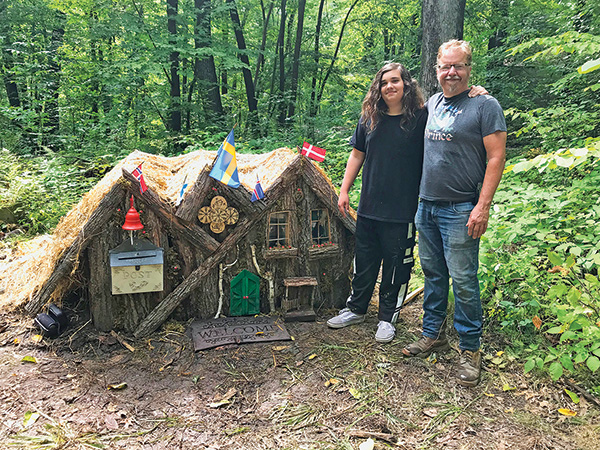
[229,270,260,316]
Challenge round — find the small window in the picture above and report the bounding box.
[311,209,330,245]
[268,211,289,247]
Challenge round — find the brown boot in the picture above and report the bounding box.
[457,349,481,387]
[402,335,449,358]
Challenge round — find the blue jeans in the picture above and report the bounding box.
[415,200,481,351]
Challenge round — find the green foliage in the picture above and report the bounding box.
[505,137,600,175]
[503,31,600,153]
[482,151,600,389]
[0,149,100,235]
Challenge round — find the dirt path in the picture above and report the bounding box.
[0,301,598,450]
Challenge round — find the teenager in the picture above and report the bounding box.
[327,63,427,343]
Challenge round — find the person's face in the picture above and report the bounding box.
[437,47,472,96]
[380,69,404,110]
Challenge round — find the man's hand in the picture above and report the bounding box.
[468,85,489,97]
[466,203,489,239]
[338,191,350,217]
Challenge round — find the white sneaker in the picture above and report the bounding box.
[375,321,395,343]
[327,308,365,329]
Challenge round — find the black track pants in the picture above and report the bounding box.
[346,216,415,323]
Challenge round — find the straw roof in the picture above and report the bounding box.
[0,147,301,311]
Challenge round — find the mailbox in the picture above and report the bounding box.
[110,238,164,295]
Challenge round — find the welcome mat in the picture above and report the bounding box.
[190,316,291,351]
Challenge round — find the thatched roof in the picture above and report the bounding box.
[0,147,302,311]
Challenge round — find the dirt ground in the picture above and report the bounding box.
[0,299,599,450]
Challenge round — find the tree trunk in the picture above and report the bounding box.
[1,44,20,108]
[167,0,182,132]
[193,0,223,122]
[0,0,20,109]
[226,0,257,112]
[276,0,287,125]
[316,0,360,108]
[89,11,100,118]
[254,0,274,97]
[286,0,304,121]
[309,0,325,117]
[45,10,65,143]
[420,0,466,98]
[488,0,508,50]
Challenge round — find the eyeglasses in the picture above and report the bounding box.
[436,63,471,71]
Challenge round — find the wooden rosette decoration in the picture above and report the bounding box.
[198,195,238,234]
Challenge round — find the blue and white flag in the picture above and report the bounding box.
[175,175,188,206]
[251,178,265,202]
[209,129,240,188]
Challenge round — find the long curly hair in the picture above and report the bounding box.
[361,62,425,132]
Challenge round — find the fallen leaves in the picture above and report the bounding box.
[107,382,128,390]
[564,388,580,404]
[423,408,438,418]
[358,438,375,450]
[548,266,568,275]
[558,408,577,416]
[21,355,37,364]
[22,411,40,428]
[209,387,237,408]
[105,414,119,430]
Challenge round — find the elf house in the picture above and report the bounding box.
[1,148,356,337]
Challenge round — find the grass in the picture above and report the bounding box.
[9,422,105,449]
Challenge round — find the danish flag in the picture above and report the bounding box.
[301,142,326,162]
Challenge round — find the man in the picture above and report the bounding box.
[402,40,507,387]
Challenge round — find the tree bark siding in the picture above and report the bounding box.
[88,213,120,331]
[420,0,466,98]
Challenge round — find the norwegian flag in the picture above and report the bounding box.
[132,163,148,193]
[301,141,326,162]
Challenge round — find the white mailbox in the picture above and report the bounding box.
[110,239,164,295]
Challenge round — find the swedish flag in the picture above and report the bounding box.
[209,129,240,188]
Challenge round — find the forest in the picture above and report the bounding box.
[1,0,600,416]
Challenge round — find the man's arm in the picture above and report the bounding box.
[338,148,366,217]
[466,130,507,239]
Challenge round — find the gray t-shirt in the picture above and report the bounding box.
[420,90,507,202]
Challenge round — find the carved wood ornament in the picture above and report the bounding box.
[198,195,239,233]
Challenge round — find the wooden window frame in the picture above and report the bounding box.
[267,210,291,248]
[310,208,331,245]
